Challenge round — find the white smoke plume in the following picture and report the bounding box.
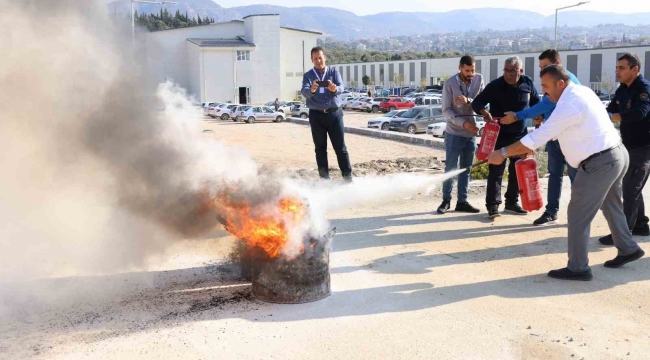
[0,0,463,286]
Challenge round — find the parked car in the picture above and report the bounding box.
[279,101,302,114]
[389,106,441,134]
[208,103,230,119]
[415,96,442,106]
[379,98,415,112]
[367,110,407,130]
[231,105,253,121]
[363,97,391,113]
[427,115,485,138]
[236,106,286,123]
[204,102,222,117]
[291,103,310,118]
[374,89,390,97]
[425,89,442,96]
[342,97,358,109]
[348,97,371,111]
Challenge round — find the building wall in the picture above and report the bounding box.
[279,28,318,102]
[337,46,650,93]
[142,21,244,95]
[244,16,281,104]
[201,50,236,103]
[186,42,202,99]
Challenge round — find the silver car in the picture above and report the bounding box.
[291,104,310,119]
[367,110,406,130]
[237,106,286,123]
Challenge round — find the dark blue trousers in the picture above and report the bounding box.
[308,108,352,179]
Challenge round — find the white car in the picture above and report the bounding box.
[203,102,222,117]
[209,103,232,119]
[236,106,286,123]
[367,110,407,130]
[427,117,485,138]
[291,103,310,119]
[363,97,391,113]
[342,97,358,109]
[348,97,371,111]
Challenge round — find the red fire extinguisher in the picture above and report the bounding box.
[515,156,544,212]
[476,119,501,161]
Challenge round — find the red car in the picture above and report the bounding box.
[379,98,415,112]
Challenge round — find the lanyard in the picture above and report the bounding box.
[313,67,328,82]
[457,74,471,97]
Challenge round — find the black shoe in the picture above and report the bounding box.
[632,224,650,236]
[343,176,353,183]
[437,200,451,214]
[455,202,480,213]
[548,267,593,281]
[604,248,645,268]
[599,234,614,246]
[504,203,528,215]
[534,212,557,226]
[488,205,500,218]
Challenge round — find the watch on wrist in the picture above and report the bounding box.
[501,147,508,158]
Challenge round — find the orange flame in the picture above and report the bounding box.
[216,193,306,258]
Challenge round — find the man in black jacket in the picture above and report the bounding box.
[472,56,540,218]
[600,53,650,245]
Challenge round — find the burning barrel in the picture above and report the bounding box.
[250,229,334,304]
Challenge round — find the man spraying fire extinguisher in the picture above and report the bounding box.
[487,65,644,281]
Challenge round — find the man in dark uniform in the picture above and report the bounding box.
[600,53,650,245]
[472,56,540,218]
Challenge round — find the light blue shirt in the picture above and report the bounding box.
[515,70,580,121]
[301,67,344,110]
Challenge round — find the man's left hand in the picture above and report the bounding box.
[327,80,337,93]
[500,112,518,125]
[454,95,469,105]
[610,113,622,123]
[487,149,506,165]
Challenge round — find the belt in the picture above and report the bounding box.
[579,143,622,168]
[311,107,339,113]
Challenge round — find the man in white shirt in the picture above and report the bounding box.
[487,65,644,281]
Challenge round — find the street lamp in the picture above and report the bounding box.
[130,0,178,44]
[555,1,590,49]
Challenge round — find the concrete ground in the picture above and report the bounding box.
[2,119,649,360]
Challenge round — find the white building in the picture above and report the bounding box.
[334,45,650,95]
[142,14,320,104]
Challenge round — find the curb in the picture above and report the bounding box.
[287,117,445,150]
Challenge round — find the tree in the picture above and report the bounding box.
[395,73,405,86]
[420,76,428,90]
[439,72,451,84]
[597,73,617,100]
[362,75,370,86]
[350,79,358,88]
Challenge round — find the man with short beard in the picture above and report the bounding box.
[438,55,484,215]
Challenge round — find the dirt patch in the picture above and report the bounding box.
[284,156,445,181]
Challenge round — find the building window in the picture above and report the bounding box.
[237,50,250,61]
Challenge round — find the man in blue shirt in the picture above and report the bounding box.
[472,56,540,218]
[501,49,580,226]
[301,46,352,181]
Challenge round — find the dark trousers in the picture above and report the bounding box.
[622,145,650,231]
[309,108,352,178]
[486,137,521,207]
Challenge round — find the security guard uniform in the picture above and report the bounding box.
[607,74,650,234]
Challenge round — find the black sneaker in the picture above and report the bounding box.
[599,234,614,246]
[548,267,593,281]
[343,176,353,183]
[437,200,451,214]
[504,203,528,215]
[632,224,650,236]
[488,205,500,218]
[534,212,557,226]
[455,202,480,213]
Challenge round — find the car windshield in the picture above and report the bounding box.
[400,109,420,118]
[384,111,397,117]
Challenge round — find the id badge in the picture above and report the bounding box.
[319,88,324,94]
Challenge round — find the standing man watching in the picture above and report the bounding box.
[301,46,353,181]
[501,49,580,226]
[600,53,650,245]
[274,98,279,112]
[487,65,644,281]
[472,56,540,218]
[438,55,484,214]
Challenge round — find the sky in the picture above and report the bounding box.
[212,0,650,16]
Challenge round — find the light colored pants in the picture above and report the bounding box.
[567,145,640,272]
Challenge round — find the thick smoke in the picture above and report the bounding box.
[0,0,259,280]
[0,0,462,284]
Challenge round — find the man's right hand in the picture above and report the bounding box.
[463,120,479,133]
[310,80,319,94]
[533,115,544,127]
[481,111,494,123]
